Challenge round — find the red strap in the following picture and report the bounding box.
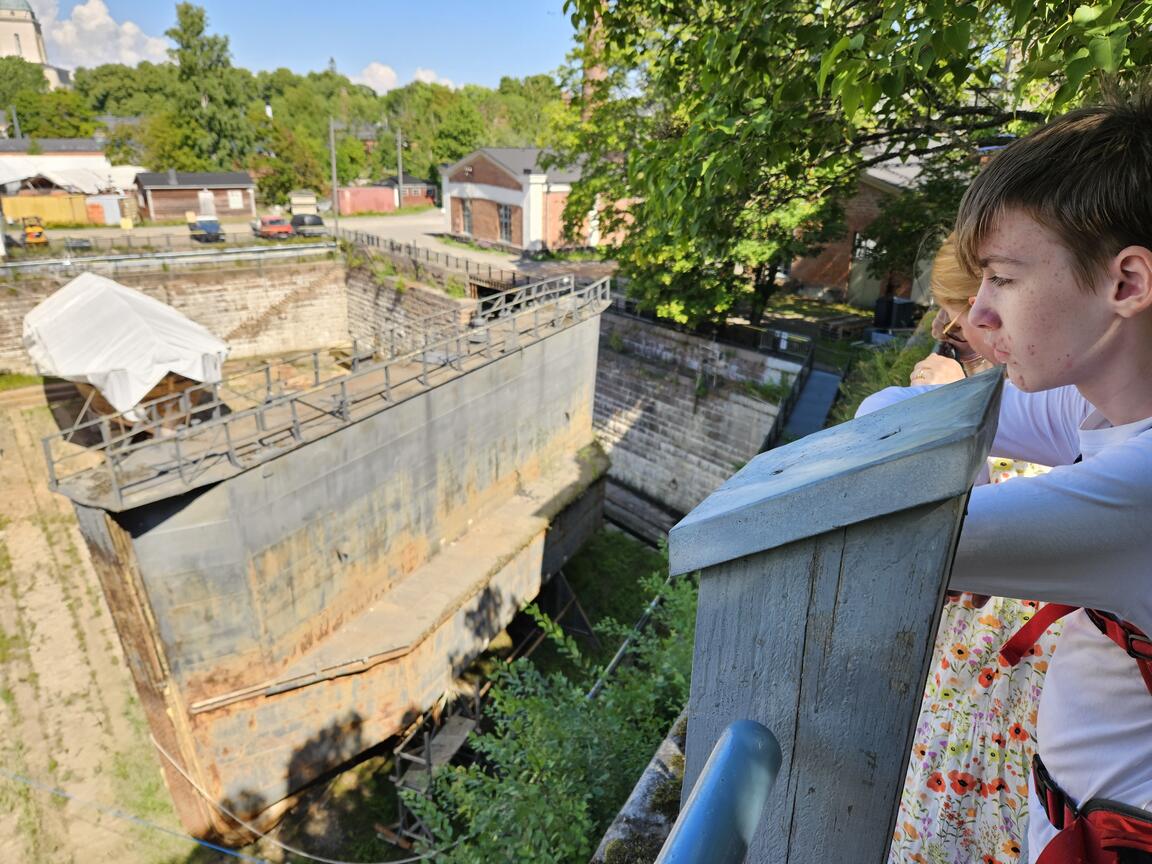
[1000,603,1079,666]
[1086,611,1152,698]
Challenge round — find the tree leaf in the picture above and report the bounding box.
[1073,5,1105,25]
[1089,32,1124,73]
[818,35,852,96]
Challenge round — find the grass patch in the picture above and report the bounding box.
[438,234,510,256]
[444,276,467,298]
[530,528,665,675]
[760,292,870,322]
[0,627,26,663]
[371,258,397,280]
[0,373,43,392]
[343,204,437,218]
[527,247,604,263]
[744,375,792,403]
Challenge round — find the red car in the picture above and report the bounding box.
[255,216,293,240]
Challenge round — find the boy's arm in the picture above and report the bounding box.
[856,381,1088,467]
[949,431,1152,633]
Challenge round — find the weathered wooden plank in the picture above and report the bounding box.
[673,371,1003,862]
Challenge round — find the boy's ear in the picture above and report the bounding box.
[1110,246,1152,318]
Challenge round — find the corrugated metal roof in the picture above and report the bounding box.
[136,171,255,189]
[0,138,104,153]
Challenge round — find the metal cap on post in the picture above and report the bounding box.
[671,370,1003,863]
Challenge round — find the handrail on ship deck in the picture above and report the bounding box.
[42,274,610,510]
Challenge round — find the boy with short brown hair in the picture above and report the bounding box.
[943,99,1152,862]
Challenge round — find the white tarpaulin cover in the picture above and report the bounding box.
[22,272,229,415]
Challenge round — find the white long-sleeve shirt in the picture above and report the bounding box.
[858,381,1152,861]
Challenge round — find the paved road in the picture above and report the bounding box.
[5,209,617,281]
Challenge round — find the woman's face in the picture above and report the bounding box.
[935,300,995,366]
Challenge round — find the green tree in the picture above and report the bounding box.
[139,110,205,171]
[102,123,143,164]
[249,107,326,204]
[334,134,367,185]
[431,98,483,172]
[11,89,97,138]
[163,3,255,169]
[72,61,180,116]
[560,0,1152,323]
[0,56,47,111]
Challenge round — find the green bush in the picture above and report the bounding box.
[406,567,697,863]
[444,276,467,299]
[743,374,792,404]
[830,314,937,424]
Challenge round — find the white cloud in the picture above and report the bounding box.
[352,61,399,94]
[29,0,168,69]
[413,67,454,89]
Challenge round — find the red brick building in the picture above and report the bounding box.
[336,174,438,215]
[788,163,918,304]
[440,148,584,251]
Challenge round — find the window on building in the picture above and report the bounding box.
[14,33,21,56]
[851,232,876,261]
[498,204,513,244]
[228,190,243,210]
[461,199,472,235]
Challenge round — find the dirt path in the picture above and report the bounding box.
[0,392,192,863]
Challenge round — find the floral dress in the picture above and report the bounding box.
[889,459,1060,864]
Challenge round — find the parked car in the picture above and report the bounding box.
[290,213,326,237]
[255,216,293,240]
[188,218,226,243]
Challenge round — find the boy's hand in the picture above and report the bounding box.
[910,354,964,385]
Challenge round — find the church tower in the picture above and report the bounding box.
[0,0,48,65]
[0,0,70,89]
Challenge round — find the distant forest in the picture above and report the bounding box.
[0,3,564,203]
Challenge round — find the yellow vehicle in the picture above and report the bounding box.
[21,217,47,245]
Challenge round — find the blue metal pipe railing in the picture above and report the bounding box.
[655,720,781,864]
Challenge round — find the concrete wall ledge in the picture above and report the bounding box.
[189,443,609,714]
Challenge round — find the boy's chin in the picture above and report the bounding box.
[1005,367,1058,393]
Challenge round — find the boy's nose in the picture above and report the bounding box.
[968,287,1000,330]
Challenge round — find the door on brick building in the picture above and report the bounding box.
[498,204,512,244]
[846,232,884,307]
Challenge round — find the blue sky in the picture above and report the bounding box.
[30,1,577,91]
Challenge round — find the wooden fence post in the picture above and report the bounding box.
[669,370,1003,863]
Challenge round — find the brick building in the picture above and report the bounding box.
[788,163,918,303]
[336,173,437,215]
[136,170,256,222]
[378,172,437,207]
[440,148,583,252]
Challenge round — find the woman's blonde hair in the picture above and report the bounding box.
[931,234,979,307]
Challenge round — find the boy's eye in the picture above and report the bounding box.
[986,275,1012,287]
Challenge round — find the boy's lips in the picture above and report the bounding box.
[992,346,1011,364]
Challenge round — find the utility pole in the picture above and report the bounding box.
[328,116,340,238]
[395,126,404,209]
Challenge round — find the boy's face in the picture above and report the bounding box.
[967,208,1117,392]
